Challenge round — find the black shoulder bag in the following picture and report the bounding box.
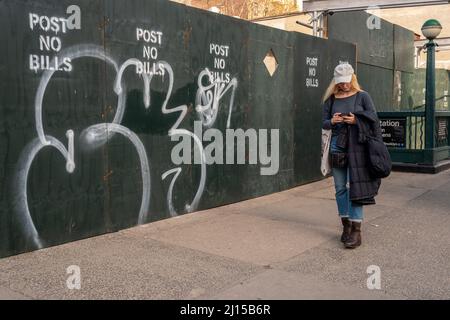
[367,135,392,178]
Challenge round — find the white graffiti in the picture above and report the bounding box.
[34,45,123,145]
[159,61,207,217]
[114,58,208,216]
[114,58,153,110]
[14,42,224,247]
[162,129,207,217]
[161,168,181,217]
[195,67,238,129]
[65,129,75,173]
[80,123,151,225]
[12,136,72,249]
[15,45,152,248]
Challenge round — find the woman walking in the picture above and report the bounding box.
[322,62,382,249]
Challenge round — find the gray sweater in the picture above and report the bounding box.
[322,91,377,132]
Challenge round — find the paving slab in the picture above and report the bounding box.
[385,170,450,191]
[0,234,262,300]
[0,286,31,300]
[145,213,335,266]
[375,183,430,208]
[301,185,336,200]
[407,189,450,215]
[210,269,401,300]
[239,196,400,230]
[277,208,450,300]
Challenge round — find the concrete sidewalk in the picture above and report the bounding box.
[0,171,449,300]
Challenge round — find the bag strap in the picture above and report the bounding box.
[329,94,335,119]
[352,92,359,113]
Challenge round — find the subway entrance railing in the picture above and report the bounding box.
[378,104,450,171]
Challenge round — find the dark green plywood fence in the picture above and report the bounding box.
[328,10,416,112]
[0,0,356,258]
[329,11,450,166]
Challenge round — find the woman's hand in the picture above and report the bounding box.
[343,112,356,125]
[331,113,344,125]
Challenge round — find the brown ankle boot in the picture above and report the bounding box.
[344,221,362,249]
[340,218,352,243]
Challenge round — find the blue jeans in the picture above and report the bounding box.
[331,136,363,222]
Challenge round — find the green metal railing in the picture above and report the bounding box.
[378,96,450,165]
[378,111,425,150]
[435,114,450,148]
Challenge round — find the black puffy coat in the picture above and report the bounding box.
[348,108,382,205]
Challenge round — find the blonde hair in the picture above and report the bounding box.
[321,74,363,103]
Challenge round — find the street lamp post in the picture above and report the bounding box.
[421,19,442,151]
